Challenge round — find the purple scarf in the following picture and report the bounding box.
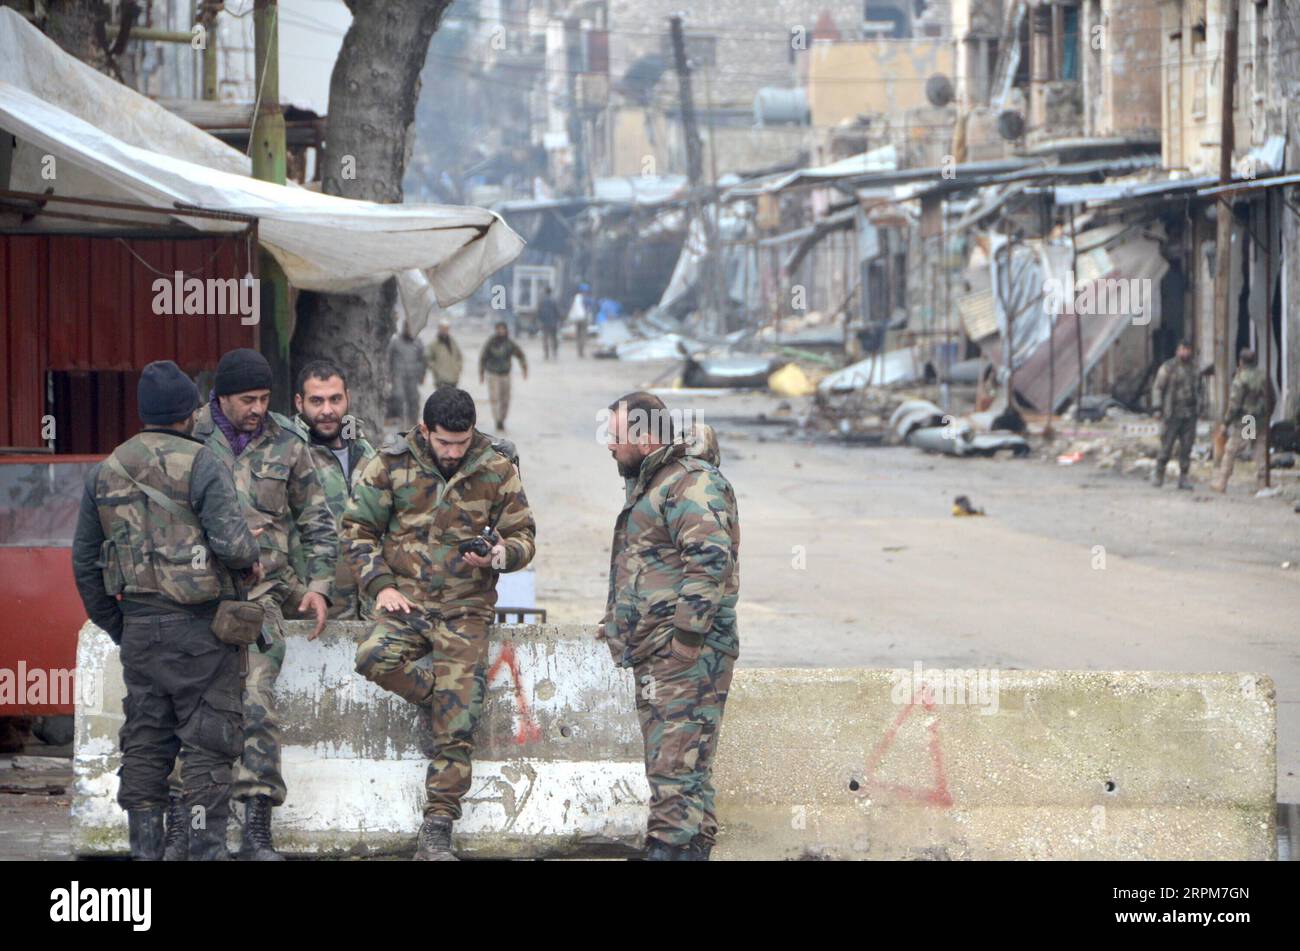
[210,394,263,456]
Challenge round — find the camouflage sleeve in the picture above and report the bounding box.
[513,341,528,373]
[1225,373,1244,423]
[190,446,259,571]
[663,468,736,646]
[1151,362,1169,411]
[287,443,338,598]
[71,468,123,644]
[341,455,397,597]
[491,463,535,573]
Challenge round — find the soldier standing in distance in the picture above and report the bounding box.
[600,391,740,860]
[1211,348,1274,493]
[287,359,378,619]
[1151,339,1204,490]
[342,387,535,861]
[537,286,561,360]
[428,319,464,389]
[189,348,337,860]
[387,323,428,428]
[71,361,261,860]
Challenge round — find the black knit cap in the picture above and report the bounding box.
[138,360,199,425]
[214,348,274,396]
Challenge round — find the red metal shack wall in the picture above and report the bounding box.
[1,233,256,451]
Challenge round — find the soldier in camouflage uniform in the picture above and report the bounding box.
[71,361,261,860]
[1212,348,1274,493]
[188,348,337,860]
[342,386,535,861]
[286,359,378,619]
[1151,339,1204,490]
[600,392,740,861]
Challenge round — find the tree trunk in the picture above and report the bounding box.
[292,0,453,435]
[43,0,110,72]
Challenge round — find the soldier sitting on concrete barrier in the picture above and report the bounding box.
[71,361,262,860]
[599,391,741,861]
[342,386,536,861]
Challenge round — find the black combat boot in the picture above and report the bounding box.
[685,834,712,861]
[1177,469,1193,490]
[162,795,189,861]
[643,837,690,861]
[127,806,166,861]
[1151,464,1165,488]
[239,795,285,861]
[413,814,458,861]
[190,816,231,861]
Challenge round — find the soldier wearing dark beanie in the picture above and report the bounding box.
[214,348,274,397]
[138,360,200,426]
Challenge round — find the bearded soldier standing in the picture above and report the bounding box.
[188,348,337,860]
[72,361,261,860]
[287,359,378,619]
[600,391,740,861]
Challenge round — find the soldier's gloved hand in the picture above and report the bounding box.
[375,587,414,615]
[299,591,329,641]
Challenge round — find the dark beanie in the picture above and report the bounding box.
[138,360,199,425]
[214,348,274,397]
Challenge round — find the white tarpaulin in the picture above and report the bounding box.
[0,9,522,307]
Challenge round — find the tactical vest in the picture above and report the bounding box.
[94,431,230,605]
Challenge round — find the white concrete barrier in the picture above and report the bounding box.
[73,622,1276,859]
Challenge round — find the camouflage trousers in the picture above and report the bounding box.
[119,613,243,832]
[631,641,735,849]
[1212,423,1268,491]
[1157,413,1197,473]
[354,609,489,818]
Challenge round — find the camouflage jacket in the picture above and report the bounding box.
[1224,366,1272,424]
[340,429,536,622]
[285,414,377,617]
[70,430,259,642]
[194,406,337,608]
[1152,357,1203,419]
[601,424,740,668]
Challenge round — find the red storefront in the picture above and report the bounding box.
[1,215,255,727]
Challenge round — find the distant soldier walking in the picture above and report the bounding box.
[479,320,528,431]
[1151,339,1204,490]
[1211,348,1273,493]
[288,360,378,618]
[192,348,336,860]
[537,286,561,360]
[387,324,428,427]
[600,392,740,860]
[428,319,464,388]
[71,361,261,860]
[343,387,535,860]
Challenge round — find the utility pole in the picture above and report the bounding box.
[669,14,725,335]
[252,0,291,407]
[1212,0,1238,428]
